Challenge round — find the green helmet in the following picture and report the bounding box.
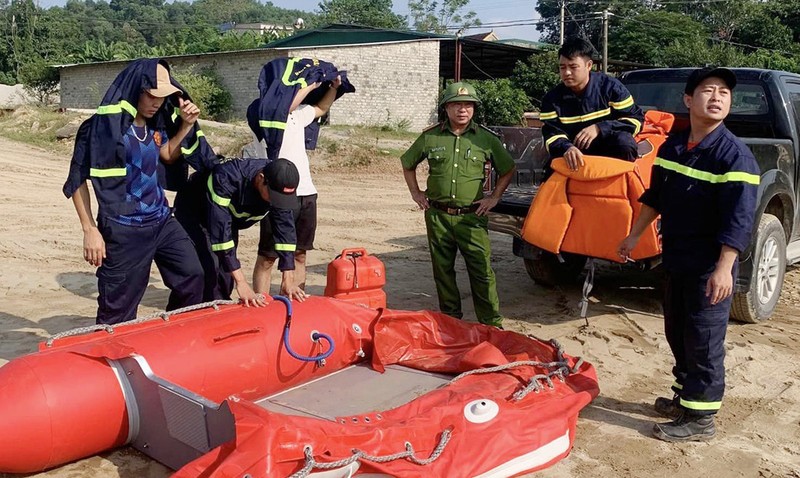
[440,81,481,106]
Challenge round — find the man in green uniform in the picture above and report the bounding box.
[401,82,516,327]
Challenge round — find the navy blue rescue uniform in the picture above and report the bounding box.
[94,125,202,325]
[63,59,217,325]
[178,159,297,300]
[640,125,759,416]
[541,72,644,164]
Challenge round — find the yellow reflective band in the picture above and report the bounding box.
[259,120,287,130]
[539,111,557,121]
[96,100,137,117]
[610,96,634,110]
[171,108,179,122]
[207,174,231,207]
[275,243,297,252]
[545,134,569,152]
[90,167,127,178]
[621,117,642,135]
[655,157,760,185]
[679,398,721,411]
[672,381,683,390]
[245,213,267,222]
[559,108,611,124]
[282,58,309,88]
[227,205,266,221]
[181,130,206,156]
[211,240,235,252]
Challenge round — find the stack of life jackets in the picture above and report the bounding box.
[521,110,675,263]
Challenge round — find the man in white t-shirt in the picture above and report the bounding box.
[253,76,342,292]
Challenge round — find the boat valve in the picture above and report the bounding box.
[464,399,499,424]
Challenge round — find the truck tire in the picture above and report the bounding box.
[524,252,587,287]
[731,214,786,323]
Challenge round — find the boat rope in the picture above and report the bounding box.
[45,299,238,347]
[273,295,335,365]
[448,339,585,401]
[289,428,452,478]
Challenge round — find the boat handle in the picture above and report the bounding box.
[212,327,262,343]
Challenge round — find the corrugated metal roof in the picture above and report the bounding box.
[265,23,453,49]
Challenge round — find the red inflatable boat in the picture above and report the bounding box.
[0,295,598,477]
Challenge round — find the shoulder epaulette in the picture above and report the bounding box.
[479,124,501,137]
[423,122,444,133]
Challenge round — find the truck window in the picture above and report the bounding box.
[625,82,769,116]
[787,81,800,140]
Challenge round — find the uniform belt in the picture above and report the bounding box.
[429,200,478,215]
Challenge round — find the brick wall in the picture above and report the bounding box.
[288,41,440,130]
[59,40,441,131]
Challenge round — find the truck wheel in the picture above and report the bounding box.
[524,252,587,287]
[731,214,786,323]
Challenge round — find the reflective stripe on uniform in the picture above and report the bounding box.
[609,96,635,110]
[97,100,137,117]
[559,108,611,124]
[621,117,642,135]
[680,398,721,411]
[171,107,179,122]
[228,205,266,221]
[211,240,235,252]
[655,157,760,185]
[259,120,287,130]
[90,167,127,178]
[545,134,569,152]
[539,111,557,121]
[282,58,308,88]
[207,174,231,207]
[672,381,683,390]
[181,130,206,156]
[275,243,297,252]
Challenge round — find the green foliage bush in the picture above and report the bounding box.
[172,65,233,122]
[511,51,560,110]
[18,58,60,105]
[471,78,532,127]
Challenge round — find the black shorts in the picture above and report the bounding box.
[258,194,317,257]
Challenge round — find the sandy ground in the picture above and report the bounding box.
[0,134,799,478]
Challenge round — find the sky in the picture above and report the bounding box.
[34,0,545,42]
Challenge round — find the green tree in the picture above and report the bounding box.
[471,78,531,126]
[172,65,233,121]
[18,55,59,104]
[511,50,560,109]
[610,11,707,66]
[408,0,480,34]
[733,10,793,51]
[316,0,406,29]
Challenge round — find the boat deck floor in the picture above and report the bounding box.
[255,364,453,421]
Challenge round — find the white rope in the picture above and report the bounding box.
[45,299,238,347]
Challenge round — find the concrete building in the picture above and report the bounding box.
[58,24,540,132]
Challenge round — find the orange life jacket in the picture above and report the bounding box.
[520,110,674,263]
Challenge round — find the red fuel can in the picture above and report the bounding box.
[324,248,387,309]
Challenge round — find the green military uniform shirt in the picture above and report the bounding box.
[401,121,515,207]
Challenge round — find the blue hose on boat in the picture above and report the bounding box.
[273,295,335,363]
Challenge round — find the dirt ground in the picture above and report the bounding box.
[0,134,799,478]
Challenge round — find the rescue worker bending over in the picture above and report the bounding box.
[541,37,644,171]
[204,158,305,306]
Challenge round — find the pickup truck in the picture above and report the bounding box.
[488,67,800,323]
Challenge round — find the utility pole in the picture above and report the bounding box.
[601,10,609,74]
[559,0,565,45]
[455,29,463,81]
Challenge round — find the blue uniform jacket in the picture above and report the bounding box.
[639,125,760,272]
[246,57,355,160]
[63,59,217,219]
[541,72,644,158]
[206,158,296,273]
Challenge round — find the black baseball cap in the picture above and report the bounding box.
[263,158,300,209]
[684,67,737,95]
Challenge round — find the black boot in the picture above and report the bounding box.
[653,412,716,442]
[654,395,681,419]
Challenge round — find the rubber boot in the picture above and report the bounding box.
[653,413,716,442]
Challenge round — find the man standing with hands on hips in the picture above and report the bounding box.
[401,82,516,328]
[618,67,759,441]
